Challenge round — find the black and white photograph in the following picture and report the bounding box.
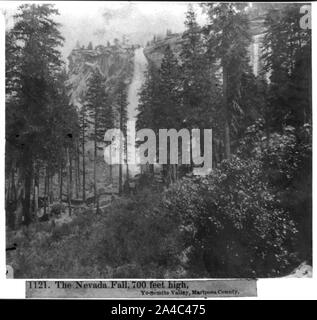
[2,1,312,281]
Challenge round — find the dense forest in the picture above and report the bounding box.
[5,3,312,278]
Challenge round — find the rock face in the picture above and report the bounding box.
[284,262,312,278]
[144,13,267,77]
[143,33,184,69]
[66,43,135,195]
[67,44,135,108]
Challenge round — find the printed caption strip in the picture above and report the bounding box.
[26,280,257,298]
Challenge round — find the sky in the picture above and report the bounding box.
[0,1,207,62]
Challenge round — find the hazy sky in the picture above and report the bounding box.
[1,1,207,62]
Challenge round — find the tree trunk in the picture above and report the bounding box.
[149,164,154,177]
[265,104,271,147]
[6,167,16,229]
[50,175,53,203]
[75,141,80,199]
[118,156,123,195]
[23,163,33,225]
[109,143,113,185]
[47,168,50,204]
[214,139,220,166]
[82,130,86,202]
[9,167,16,203]
[44,167,48,216]
[118,102,124,196]
[125,135,129,191]
[34,184,38,219]
[223,64,231,159]
[66,147,71,216]
[174,164,178,181]
[34,164,39,219]
[15,169,24,228]
[94,136,97,205]
[69,153,73,201]
[59,163,63,201]
[75,155,78,199]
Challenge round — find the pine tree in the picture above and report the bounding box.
[6,4,67,225]
[156,45,182,129]
[78,101,90,201]
[85,69,113,203]
[158,46,182,183]
[203,3,251,159]
[137,64,160,132]
[49,69,79,207]
[181,4,201,61]
[180,4,220,130]
[262,4,311,130]
[87,41,93,50]
[138,46,182,183]
[114,79,128,195]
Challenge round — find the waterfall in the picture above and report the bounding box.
[125,47,148,178]
[252,34,261,77]
[127,48,148,122]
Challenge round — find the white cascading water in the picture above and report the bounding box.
[125,47,148,178]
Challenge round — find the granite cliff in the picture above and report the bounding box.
[67,43,135,108]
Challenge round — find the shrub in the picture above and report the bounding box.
[238,123,312,261]
[163,156,298,278]
[6,190,183,278]
[50,203,65,216]
[94,189,182,277]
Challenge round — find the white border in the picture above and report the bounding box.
[0,1,316,300]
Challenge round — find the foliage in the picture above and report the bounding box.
[137,63,160,131]
[202,2,252,158]
[85,69,113,143]
[180,4,220,130]
[262,4,311,130]
[5,4,78,225]
[238,123,312,261]
[163,156,298,277]
[50,203,66,216]
[95,190,182,277]
[7,189,183,278]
